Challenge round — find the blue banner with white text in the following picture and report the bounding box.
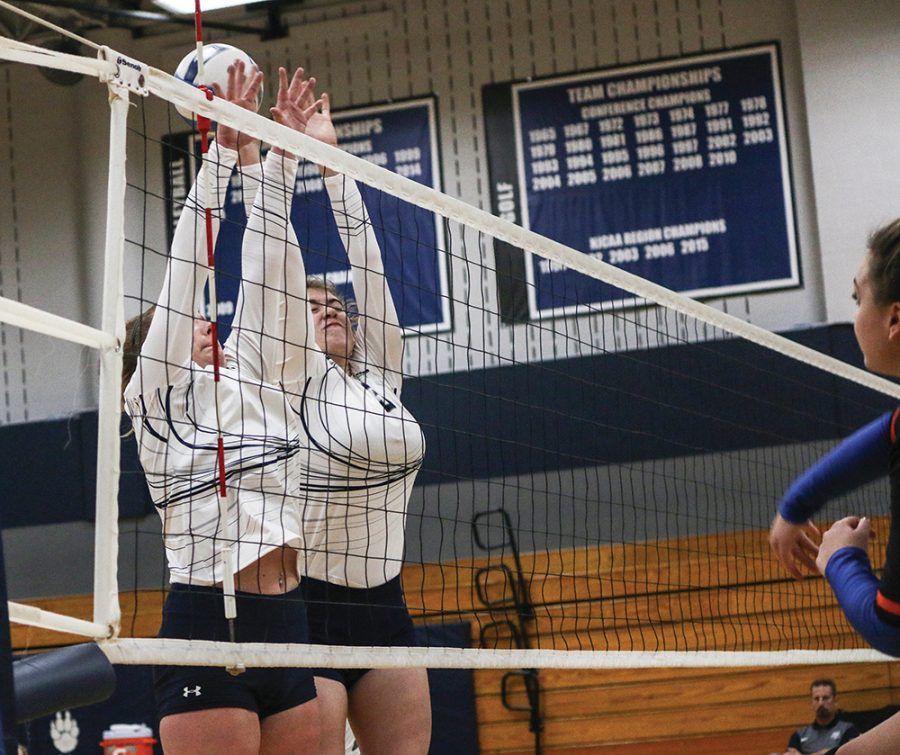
[163,96,449,339]
[485,43,799,320]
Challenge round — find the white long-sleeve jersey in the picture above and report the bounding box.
[124,144,324,586]
[287,176,426,589]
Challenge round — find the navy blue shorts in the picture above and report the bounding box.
[300,576,417,689]
[154,583,317,719]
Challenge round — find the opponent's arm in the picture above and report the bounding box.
[819,516,900,658]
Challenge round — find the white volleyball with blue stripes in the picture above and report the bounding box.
[173,43,262,121]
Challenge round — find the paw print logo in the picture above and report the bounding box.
[50,710,80,753]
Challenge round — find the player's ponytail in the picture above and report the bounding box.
[121,306,156,401]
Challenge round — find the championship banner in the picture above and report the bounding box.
[484,43,799,321]
[163,96,449,337]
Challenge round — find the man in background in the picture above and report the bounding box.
[783,679,860,755]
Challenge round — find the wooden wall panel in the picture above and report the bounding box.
[11,522,899,753]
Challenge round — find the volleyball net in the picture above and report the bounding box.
[2,34,898,672]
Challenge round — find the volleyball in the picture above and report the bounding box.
[173,43,262,121]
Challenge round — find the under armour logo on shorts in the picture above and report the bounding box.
[182,685,202,697]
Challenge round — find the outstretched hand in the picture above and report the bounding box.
[213,59,264,154]
[769,513,820,579]
[304,92,338,177]
[816,516,873,576]
[304,92,336,147]
[269,67,322,157]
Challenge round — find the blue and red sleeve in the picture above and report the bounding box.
[875,412,900,625]
[825,547,900,657]
[778,411,896,524]
[822,408,900,657]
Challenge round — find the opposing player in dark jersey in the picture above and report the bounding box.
[770,219,900,754]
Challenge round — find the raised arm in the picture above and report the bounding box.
[306,93,403,381]
[228,67,326,390]
[124,140,237,398]
[125,62,262,399]
[215,59,266,214]
[326,175,403,381]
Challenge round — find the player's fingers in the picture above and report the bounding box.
[231,61,249,92]
[224,63,237,99]
[296,75,316,106]
[232,59,246,85]
[288,67,306,97]
[797,533,819,556]
[244,69,263,104]
[794,547,818,574]
[321,92,330,115]
[302,98,323,121]
[773,543,802,579]
[296,77,316,108]
[783,556,803,580]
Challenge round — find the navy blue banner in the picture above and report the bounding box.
[163,96,449,338]
[485,44,799,319]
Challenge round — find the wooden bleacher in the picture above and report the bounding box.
[10,519,900,753]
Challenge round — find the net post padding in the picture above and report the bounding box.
[99,638,892,670]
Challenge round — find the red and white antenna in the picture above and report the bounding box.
[193,0,240,658]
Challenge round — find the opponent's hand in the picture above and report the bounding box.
[816,516,872,576]
[213,59,264,153]
[269,67,321,156]
[769,512,820,579]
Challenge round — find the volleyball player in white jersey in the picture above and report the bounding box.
[122,63,331,755]
[277,94,430,754]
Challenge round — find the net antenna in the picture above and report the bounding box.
[188,0,242,654]
[3,24,900,672]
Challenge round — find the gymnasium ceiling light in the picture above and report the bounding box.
[152,0,273,13]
